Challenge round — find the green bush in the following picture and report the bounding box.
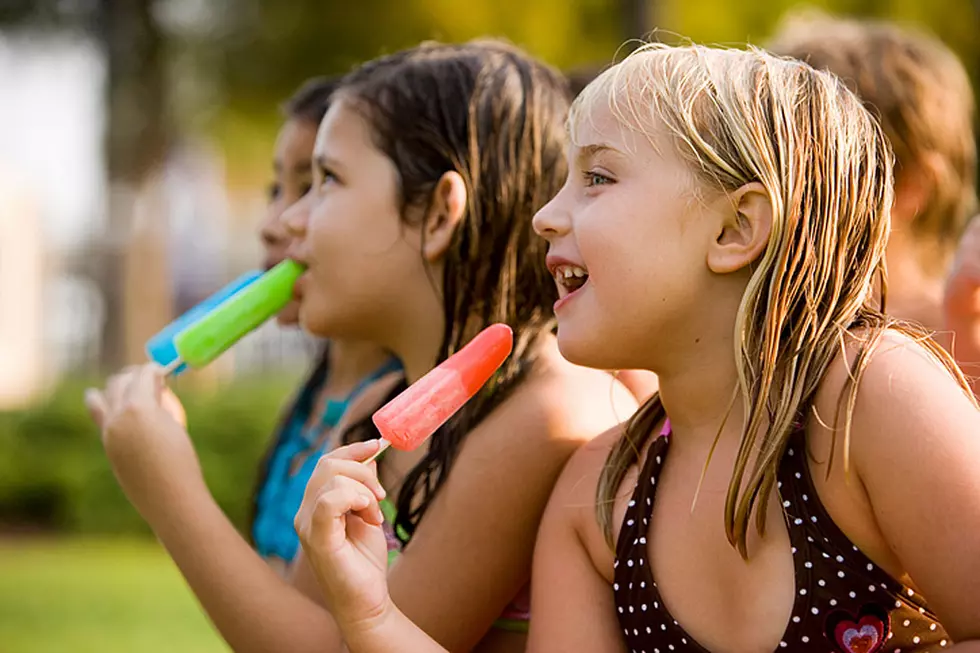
[0,375,299,535]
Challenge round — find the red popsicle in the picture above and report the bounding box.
[366,324,513,460]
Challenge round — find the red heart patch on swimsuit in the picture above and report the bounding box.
[825,604,890,653]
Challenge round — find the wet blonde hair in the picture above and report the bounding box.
[768,12,978,272]
[585,43,976,557]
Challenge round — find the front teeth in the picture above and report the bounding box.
[556,265,587,282]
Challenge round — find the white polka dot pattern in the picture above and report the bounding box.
[613,428,949,652]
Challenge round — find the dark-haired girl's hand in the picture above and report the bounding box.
[84,364,205,522]
[295,441,393,634]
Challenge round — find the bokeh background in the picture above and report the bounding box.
[0,1,977,651]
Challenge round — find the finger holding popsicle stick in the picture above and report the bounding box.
[362,323,514,465]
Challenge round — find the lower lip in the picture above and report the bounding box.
[554,283,586,312]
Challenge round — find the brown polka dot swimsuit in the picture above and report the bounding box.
[615,423,950,653]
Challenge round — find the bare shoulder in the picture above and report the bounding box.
[524,337,640,444]
[810,327,978,473]
[813,327,975,435]
[806,327,980,577]
[809,330,980,639]
[460,336,639,462]
[548,424,640,584]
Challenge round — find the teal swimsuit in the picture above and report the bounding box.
[253,357,401,561]
[254,357,530,633]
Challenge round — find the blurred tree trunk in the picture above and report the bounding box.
[95,0,173,371]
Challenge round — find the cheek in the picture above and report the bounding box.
[578,201,654,300]
[558,199,698,368]
[303,198,420,329]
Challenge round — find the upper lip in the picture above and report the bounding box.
[283,243,307,268]
[545,254,587,277]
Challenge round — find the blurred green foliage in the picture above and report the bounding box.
[193,0,978,186]
[0,376,297,535]
[3,0,976,188]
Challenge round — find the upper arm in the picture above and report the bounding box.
[848,335,980,640]
[527,435,628,653]
[384,385,592,652]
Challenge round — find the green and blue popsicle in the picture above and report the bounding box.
[165,259,305,373]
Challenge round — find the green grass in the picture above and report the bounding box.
[0,537,229,653]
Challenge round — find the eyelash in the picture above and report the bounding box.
[267,182,313,201]
[315,166,338,190]
[582,170,613,187]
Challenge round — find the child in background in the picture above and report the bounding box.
[767,13,978,366]
[251,77,401,575]
[296,42,980,653]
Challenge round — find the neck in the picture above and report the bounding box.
[384,300,446,385]
[658,347,743,441]
[652,288,746,443]
[322,339,393,398]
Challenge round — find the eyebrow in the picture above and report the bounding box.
[313,154,345,175]
[575,143,624,167]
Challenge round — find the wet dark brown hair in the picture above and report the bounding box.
[338,39,569,543]
[281,76,342,125]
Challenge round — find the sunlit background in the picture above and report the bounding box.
[0,1,977,651]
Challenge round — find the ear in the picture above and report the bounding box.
[707,182,773,274]
[421,171,468,263]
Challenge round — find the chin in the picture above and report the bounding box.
[297,304,326,338]
[555,328,609,370]
[275,302,302,327]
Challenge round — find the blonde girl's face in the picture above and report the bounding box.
[532,99,736,373]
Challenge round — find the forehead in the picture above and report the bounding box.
[314,100,379,157]
[568,81,673,161]
[276,119,318,164]
[569,86,701,199]
[569,92,681,170]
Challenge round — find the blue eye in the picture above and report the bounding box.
[583,171,612,187]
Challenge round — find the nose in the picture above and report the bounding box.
[532,184,572,241]
[259,200,289,256]
[283,192,313,262]
[283,192,312,240]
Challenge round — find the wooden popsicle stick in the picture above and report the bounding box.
[362,438,391,465]
[161,359,183,377]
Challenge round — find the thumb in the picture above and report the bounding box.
[84,389,108,429]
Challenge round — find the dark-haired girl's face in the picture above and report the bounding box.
[259,117,317,326]
[287,102,440,344]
